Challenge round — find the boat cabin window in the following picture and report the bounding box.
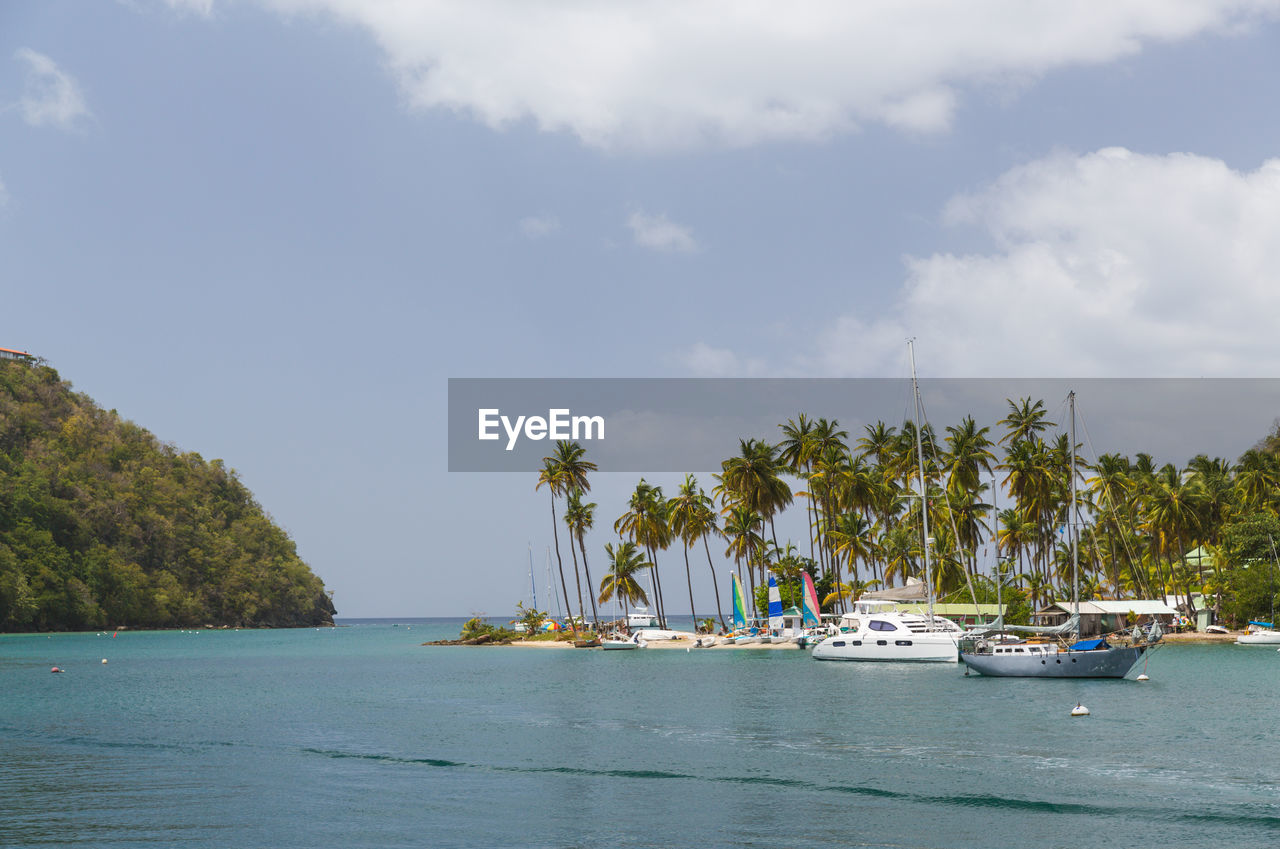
[869,620,897,632]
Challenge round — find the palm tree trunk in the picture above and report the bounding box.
[648,544,668,628]
[806,487,817,564]
[567,534,586,632]
[549,495,575,635]
[702,535,727,629]
[683,544,696,631]
[578,535,600,632]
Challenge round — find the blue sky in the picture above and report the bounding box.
[4,1,1280,617]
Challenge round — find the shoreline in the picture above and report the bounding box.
[461,630,1252,649]
[506,637,803,649]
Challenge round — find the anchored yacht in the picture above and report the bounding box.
[811,599,964,662]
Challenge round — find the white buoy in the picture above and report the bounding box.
[1136,673,1148,681]
[1071,703,1090,717]
[101,658,108,664]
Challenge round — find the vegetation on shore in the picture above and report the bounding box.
[532,397,1280,634]
[0,361,334,631]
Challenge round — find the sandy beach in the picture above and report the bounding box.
[508,637,802,649]
[508,630,1248,648]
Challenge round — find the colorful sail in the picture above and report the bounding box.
[801,571,821,626]
[767,573,784,630]
[731,572,748,630]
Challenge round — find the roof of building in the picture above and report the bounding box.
[1041,599,1178,616]
[0,347,33,356]
[898,603,1005,616]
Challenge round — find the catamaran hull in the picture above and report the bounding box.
[1236,631,1280,645]
[812,634,959,663]
[960,645,1148,678]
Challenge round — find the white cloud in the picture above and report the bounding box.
[676,342,769,377]
[14,48,89,130]
[628,210,697,253]
[687,148,1280,378]
[163,0,215,15]
[518,214,560,239]
[241,0,1280,150]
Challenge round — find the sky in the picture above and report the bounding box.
[4,1,1280,617]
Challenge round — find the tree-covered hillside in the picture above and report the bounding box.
[0,360,334,631]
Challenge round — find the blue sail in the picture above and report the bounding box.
[767,573,784,629]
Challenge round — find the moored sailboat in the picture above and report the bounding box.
[729,571,761,645]
[959,391,1161,678]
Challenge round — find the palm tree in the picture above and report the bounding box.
[811,418,850,579]
[1144,467,1205,611]
[599,541,651,619]
[827,511,873,585]
[564,488,600,632]
[722,502,765,602]
[718,438,794,578]
[880,522,920,587]
[778,414,820,563]
[1086,453,1138,595]
[1018,570,1052,612]
[856,421,898,468]
[536,457,574,633]
[614,479,671,627]
[823,578,880,611]
[999,397,1048,447]
[944,416,996,498]
[1235,449,1280,514]
[668,474,712,629]
[996,507,1036,581]
[537,441,598,635]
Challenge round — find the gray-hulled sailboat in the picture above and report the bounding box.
[958,391,1162,678]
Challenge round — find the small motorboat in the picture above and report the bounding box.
[602,633,645,650]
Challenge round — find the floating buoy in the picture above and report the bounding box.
[1071,703,1090,717]
[101,658,108,664]
[50,666,63,674]
[1136,673,1148,681]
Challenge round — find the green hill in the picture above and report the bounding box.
[0,360,334,631]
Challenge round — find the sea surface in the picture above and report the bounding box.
[1,618,1277,848]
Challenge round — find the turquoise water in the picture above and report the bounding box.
[2,619,1278,848]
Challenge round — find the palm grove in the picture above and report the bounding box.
[533,402,1280,634]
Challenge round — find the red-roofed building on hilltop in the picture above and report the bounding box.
[0,347,36,364]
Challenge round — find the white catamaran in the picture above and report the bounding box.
[811,341,964,663]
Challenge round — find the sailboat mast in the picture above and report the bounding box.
[1069,391,1079,633]
[993,473,1000,625]
[1267,535,1278,626]
[546,546,562,619]
[528,542,537,610]
[907,340,934,624]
